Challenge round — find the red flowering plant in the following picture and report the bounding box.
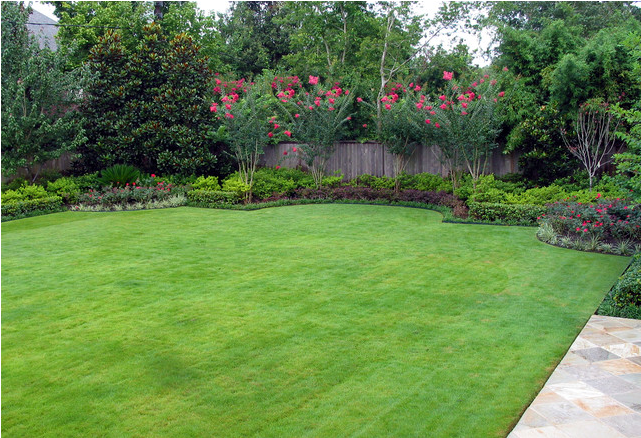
[425,69,508,189]
[540,198,640,252]
[210,75,281,202]
[360,81,434,192]
[77,179,184,209]
[272,75,354,188]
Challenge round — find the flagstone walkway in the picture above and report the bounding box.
[508,314,641,438]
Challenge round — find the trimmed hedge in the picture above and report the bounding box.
[612,255,641,308]
[260,187,469,218]
[468,202,546,226]
[186,190,240,207]
[598,254,641,319]
[1,196,64,221]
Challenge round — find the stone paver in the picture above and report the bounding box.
[508,315,641,438]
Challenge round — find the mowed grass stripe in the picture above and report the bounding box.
[1,205,629,437]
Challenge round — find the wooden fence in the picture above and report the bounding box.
[260,142,521,180]
[1,153,74,183]
[2,142,521,183]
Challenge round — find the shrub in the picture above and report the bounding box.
[469,202,546,225]
[2,183,49,203]
[468,188,509,204]
[321,175,344,188]
[77,182,185,209]
[351,174,396,190]
[505,185,567,205]
[539,200,641,253]
[545,200,640,240]
[187,190,240,207]
[612,255,641,308]
[2,177,29,192]
[72,172,101,191]
[221,178,251,199]
[225,167,334,200]
[1,196,63,220]
[399,172,453,192]
[248,169,299,200]
[191,176,221,191]
[47,177,80,203]
[98,164,141,188]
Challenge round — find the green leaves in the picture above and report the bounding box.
[79,24,217,176]
[1,2,86,181]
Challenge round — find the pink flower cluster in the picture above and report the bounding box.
[542,198,641,243]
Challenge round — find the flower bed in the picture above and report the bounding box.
[537,199,640,255]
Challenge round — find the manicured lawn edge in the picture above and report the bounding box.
[2,205,632,437]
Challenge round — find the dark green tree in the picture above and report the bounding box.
[484,1,641,184]
[216,1,292,77]
[1,2,86,181]
[77,24,218,176]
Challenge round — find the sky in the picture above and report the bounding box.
[28,1,492,65]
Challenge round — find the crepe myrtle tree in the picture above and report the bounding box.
[210,75,282,202]
[427,69,508,189]
[561,99,621,191]
[360,81,431,192]
[274,74,354,188]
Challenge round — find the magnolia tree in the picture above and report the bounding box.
[210,76,281,202]
[274,75,354,188]
[561,99,621,191]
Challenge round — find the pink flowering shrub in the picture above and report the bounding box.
[77,181,185,207]
[210,75,283,201]
[541,199,641,245]
[272,75,354,188]
[360,70,508,190]
[425,69,508,187]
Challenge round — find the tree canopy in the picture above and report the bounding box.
[2,0,640,189]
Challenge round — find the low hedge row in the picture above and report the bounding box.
[1,196,65,221]
[468,202,547,226]
[261,187,469,218]
[186,190,241,207]
[598,254,641,319]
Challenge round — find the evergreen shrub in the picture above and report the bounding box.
[187,190,240,207]
[468,202,546,225]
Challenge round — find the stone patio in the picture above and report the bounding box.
[508,314,641,438]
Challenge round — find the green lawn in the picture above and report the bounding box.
[1,205,630,437]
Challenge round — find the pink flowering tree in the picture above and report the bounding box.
[210,76,280,202]
[274,75,354,188]
[364,81,432,192]
[426,70,507,189]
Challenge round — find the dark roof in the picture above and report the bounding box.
[27,9,58,51]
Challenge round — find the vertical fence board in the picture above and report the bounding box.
[259,142,520,180]
[3,143,520,182]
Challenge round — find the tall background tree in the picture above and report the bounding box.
[1,2,86,182]
[75,23,218,176]
[46,1,227,71]
[480,1,641,185]
[216,1,291,77]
